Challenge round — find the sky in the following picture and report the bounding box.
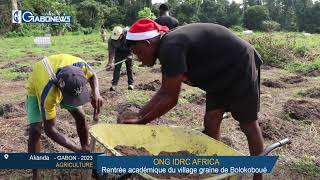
[152,0,243,4]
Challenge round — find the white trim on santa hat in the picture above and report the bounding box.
[126,30,160,41]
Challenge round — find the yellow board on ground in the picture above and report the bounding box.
[89,123,242,180]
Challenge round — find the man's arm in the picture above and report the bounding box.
[69,109,89,151]
[107,39,115,68]
[122,74,183,124]
[88,74,103,114]
[43,118,81,152]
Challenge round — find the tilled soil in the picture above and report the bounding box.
[0,62,18,69]
[185,93,206,105]
[283,99,320,120]
[12,65,33,73]
[87,61,102,67]
[280,75,305,84]
[114,145,152,156]
[262,79,286,88]
[12,75,28,81]
[136,80,161,91]
[300,87,320,99]
[258,112,301,140]
[303,69,320,77]
[0,102,25,119]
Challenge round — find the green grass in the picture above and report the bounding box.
[0,32,109,63]
[289,156,320,177]
[285,58,320,73]
[124,90,150,105]
[0,32,110,80]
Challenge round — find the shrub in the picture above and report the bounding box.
[230,25,244,32]
[261,21,281,32]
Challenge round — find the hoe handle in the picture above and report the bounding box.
[259,138,291,156]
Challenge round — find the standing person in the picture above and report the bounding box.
[106,26,134,91]
[101,29,107,42]
[118,19,264,180]
[26,54,103,180]
[155,3,179,30]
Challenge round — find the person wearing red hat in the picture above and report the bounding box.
[119,18,264,180]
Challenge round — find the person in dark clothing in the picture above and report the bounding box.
[106,26,134,91]
[155,3,179,30]
[119,19,264,180]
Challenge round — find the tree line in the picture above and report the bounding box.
[1,0,319,36]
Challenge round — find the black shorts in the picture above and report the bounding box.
[206,75,260,123]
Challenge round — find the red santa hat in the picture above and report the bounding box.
[126,18,169,41]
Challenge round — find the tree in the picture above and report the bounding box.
[199,0,229,25]
[303,1,320,33]
[294,0,313,31]
[77,0,106,29]
[138,7,156,20]
[225,1,242,27]
[244,5,270,30]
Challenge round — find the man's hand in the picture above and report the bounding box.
[91,93,103,115]
[117,110,142,124]
[105,64,114,71]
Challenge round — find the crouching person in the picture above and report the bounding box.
[26,54,103,180]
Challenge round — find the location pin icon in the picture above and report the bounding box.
[4,154,9,159]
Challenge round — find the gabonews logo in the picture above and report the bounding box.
[12,10,21,23]
[12,10,71,24]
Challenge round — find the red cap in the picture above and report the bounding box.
[126,18,169,41]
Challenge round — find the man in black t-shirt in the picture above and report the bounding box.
[106,26,134,91]
[155,3,179,30]
[120,18,264,179]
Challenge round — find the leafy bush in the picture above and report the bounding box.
[248,34,297,68]
[138,7,156,20]
[81,27,93,35]
[230,25,244,32]
[261,20,281,32]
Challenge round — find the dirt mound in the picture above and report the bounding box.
[0,62,18,69]
[262,79,286,88]
[260,65,273,70]
[186,93,206,105]
[100,89,122,99]
[12,65,32,73]
[258,112,301,140]
[303,69,320,77]
[283,99,320,120]
[93,54,104,61]
[114,145,152,156]
[301,88,320,99]
[12,75,28,81]
[280,75,305,84]
[0,102,25,118]
[87,61,102,67]
[136,80,161,91]
[220,136,234,147]
[117,103,141,114]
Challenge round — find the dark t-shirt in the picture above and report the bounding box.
[108,30,130,58]
[155,16,179,30]
[159,23,262,97]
